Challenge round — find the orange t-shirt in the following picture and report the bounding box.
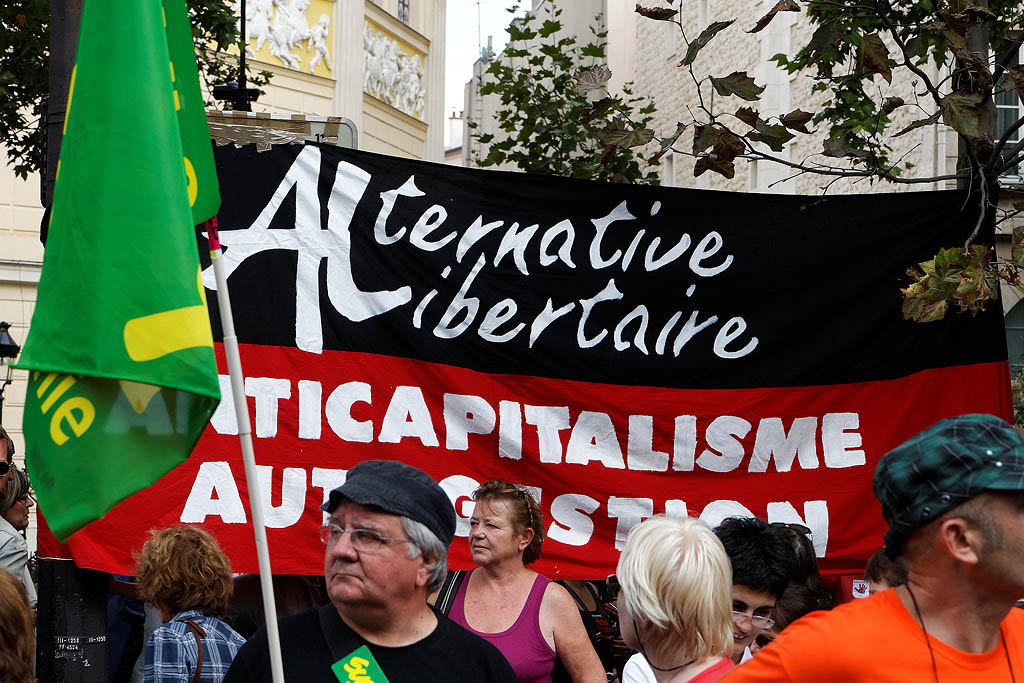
[722,589,1024,682]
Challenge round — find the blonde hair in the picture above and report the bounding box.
[135,526,234,618]
[473,480,544,564]
[0,568,35,682]
[617,515,733,664]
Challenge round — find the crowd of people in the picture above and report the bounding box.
[1,414,1023,682]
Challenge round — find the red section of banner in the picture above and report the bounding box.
[42,344,1012,579]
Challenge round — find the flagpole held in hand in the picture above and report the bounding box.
[206,217,286,683]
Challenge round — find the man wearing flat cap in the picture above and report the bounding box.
[724,413,1024,682]
[225,460,517,682]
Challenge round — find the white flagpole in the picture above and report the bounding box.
[206,217,286,683]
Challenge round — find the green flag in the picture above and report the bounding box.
[165,0,220,224]
[16,0,221,541]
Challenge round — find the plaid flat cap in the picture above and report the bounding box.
[874,413,1024,558]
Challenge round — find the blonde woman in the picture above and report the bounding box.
[135,526,245,683]
[616,516,734,683]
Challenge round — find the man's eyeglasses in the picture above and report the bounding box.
[319,522,411,552]
[732,611,775,630]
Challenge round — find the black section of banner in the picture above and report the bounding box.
[202,143,1008,390]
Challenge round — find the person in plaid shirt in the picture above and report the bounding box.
[723,413,1024,682]
[136,526,245,682]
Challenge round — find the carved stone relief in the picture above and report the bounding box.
[363,22,426,120]
[236,0,333,74]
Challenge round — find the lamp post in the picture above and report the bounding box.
[0,322,21,425]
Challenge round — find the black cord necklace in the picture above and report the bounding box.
[633,615,697,675]
[905,584,1016,683]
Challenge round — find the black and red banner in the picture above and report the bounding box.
[40,144,1012,578]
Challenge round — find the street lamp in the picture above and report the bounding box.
[0,322,20,425]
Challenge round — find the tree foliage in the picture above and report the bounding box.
[0,1,49,180]
[478,0,1024,322]
[0,0,272,180]
[633,0,1024,322]
[470,4,659,184]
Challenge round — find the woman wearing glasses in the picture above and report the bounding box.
[447,480,605,683]
[617,515,734,683]
[0,467,36,607]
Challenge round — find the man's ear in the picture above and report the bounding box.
[938,517,983,566]
[415,553,437,589]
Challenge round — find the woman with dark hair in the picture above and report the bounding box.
[0,467,35,606]
[135,526,245,683]
[447,480,605,683]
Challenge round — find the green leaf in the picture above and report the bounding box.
[917,300,949,323]
[748,0,800,34]
[748,123,795,152]
[856,33,892,84]
[1013,226,1024,266]
[940,92,985,138]
[710,72,765,101]
[934,247,959,279]
[573,65,613,93]
[635,5,679,21]
[538,19,561,38]
[779,109,814,133]
[681,20,735,66]
[893,111,941,137]
[805,22,843,61]
[905,35,929,62]
[651,122,687,163]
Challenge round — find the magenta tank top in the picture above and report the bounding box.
[450,570,557,683]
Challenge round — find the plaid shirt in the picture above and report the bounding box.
[144,610,246,683]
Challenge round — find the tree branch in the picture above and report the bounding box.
[991,117,1024,170]
[999,149,1024,176]
[874,0,945,112]
[737,146,965,183]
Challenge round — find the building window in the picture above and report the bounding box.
[996,45,1023,181]
[697,0,711,29]
[398,0,410,24]
[1005,298,1024,378]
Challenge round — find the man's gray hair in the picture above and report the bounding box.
[401,516,448,593]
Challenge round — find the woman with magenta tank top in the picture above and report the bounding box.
[448,480,606,683]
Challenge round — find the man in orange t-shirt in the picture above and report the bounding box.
[724,413,1024,682]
